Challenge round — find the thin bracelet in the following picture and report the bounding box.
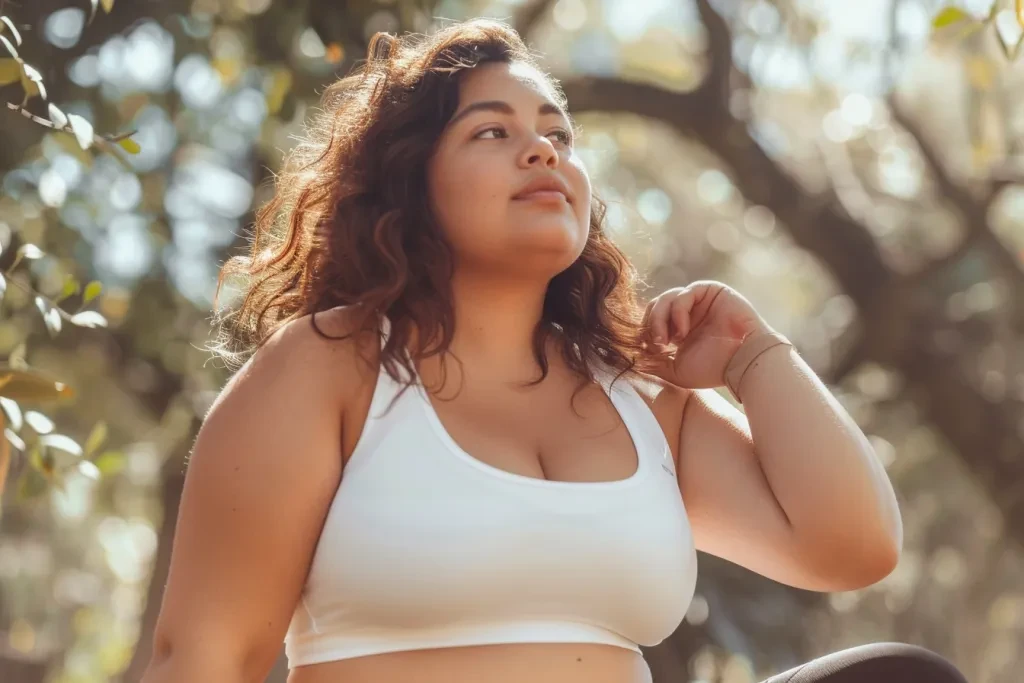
[723,331,793,404]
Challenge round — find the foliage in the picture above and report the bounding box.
[0,0,127,508]
[932,1,1024,59]
[0,1,1022,683]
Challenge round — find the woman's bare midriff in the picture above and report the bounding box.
[286,642,653,683]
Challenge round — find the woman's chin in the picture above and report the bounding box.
[513,224,583,250]
[508,235,586,272]
[516,215,585,240]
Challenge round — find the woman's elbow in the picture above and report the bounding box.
[139,639,254,683]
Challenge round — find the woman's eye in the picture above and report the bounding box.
[549,129,573,145]
[476,126,507,139]
[474,126,572,145]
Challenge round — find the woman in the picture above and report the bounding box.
[140,18,970,683]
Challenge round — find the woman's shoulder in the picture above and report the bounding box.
[242,304,383,405]
[620,366,691,429]
[613,364,688,407]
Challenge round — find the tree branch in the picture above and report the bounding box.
[0,0,182,171]
[560,0,1024,547]
[512,0,558,39]
[561,74,892,305]
[887,95,981,215]
[823,330,870,385]
[889,96,1024,292]
[694,0,736,109]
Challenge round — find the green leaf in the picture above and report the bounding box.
[86,0,114,31]
[77,459,101,480]
[93,450,125,477]
[24,410,54,435]
[58,275,80,302]
[1,397,23,431]
[0,364,74,403]
[933,6,971,28]
[83,280,102,303]
[117,137,141,154]
[40,433,82,457]
[17,243,44,260]
[996,23,1015,59]
[5,427,25,451]
[67,113,94,150]
[0,58,19,85]
[0,34,17,59]
[48,103,68,129]
[35,296,62,336]
[45,309,62,336]
[83,421,107,458]
[950,19,987,42]
[0,17,22,46]
[70,311,107,328]
[29,443,44,471]
[19,61,45,101]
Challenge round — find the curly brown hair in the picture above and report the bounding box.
[209,17,663,405]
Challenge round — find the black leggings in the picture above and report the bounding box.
[759,642,969,683]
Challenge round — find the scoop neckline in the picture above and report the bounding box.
[410,363,651,490]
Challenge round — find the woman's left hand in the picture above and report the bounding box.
[641,281,773,389]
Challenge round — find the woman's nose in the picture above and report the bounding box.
[520,135,559,168]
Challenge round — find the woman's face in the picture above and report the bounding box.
[427,61,592,280]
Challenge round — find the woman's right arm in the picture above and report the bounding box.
[140,310,363,683]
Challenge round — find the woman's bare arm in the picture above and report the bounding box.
[140,310,364,682]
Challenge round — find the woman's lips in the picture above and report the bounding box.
[513,190,568,203]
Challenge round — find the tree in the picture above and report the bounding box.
[1,1,1021,682]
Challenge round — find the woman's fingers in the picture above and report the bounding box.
[647,293,674,343]
[645,286,695,343]
[641,297,657,334]
[670,291,693,342]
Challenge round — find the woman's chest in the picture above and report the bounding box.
[427,377,643,483]
[344,363,682,485]
[310,473,697,639]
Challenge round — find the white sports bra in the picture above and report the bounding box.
[284,317,699,668]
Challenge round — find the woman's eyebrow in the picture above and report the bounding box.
[448,99,566,128]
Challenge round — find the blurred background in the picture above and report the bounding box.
[0,0,1022,681]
